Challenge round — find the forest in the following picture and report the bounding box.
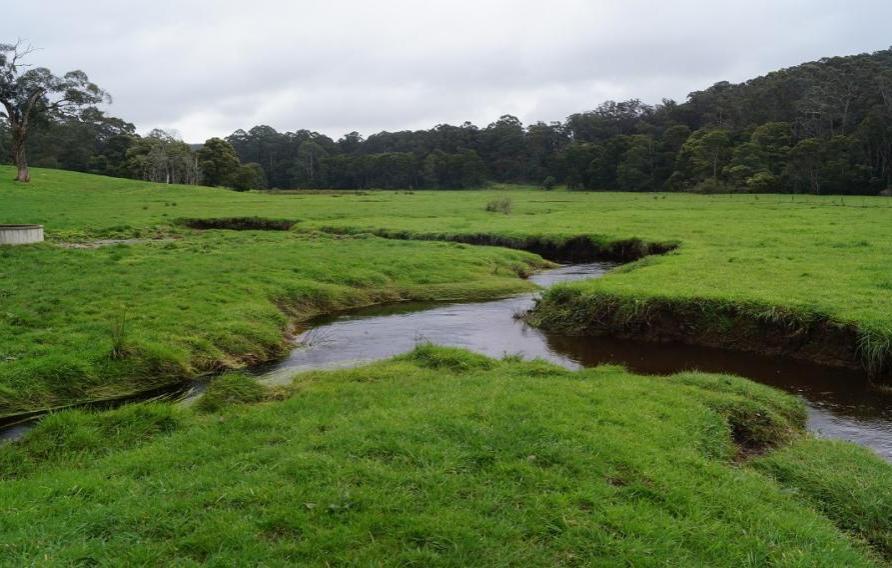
[4,47,892,194]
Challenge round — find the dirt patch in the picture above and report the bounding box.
[57,238,175,249]
[177,217,297,231]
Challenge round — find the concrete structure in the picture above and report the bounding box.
[0,225,44,245]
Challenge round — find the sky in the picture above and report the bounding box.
[5,0,892,142]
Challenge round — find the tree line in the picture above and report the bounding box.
[4,44,892,194]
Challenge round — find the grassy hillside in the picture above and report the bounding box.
[0,347,890,565]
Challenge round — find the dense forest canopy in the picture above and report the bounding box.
[4,47,892,194]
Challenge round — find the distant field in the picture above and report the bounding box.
[7,167,892,334]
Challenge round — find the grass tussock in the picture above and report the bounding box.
[0,347,888,564]
[109,309,130,360]
[196,372,266,413]
[397,343,497,372]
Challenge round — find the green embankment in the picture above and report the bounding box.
[0,346,890,565]
[0,227,543,415]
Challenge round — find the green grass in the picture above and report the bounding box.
[4,165,892,405]
[7,168,892,336]
[0,347,889,565]
[195,372,266,413]
[0,227,544,414]
[754,439,892,558]
[3,169,892,563]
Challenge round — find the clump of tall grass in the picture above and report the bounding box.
[109,309,129,359]
[857,328,892,378]
[398,343,496,372]
[196,372,266,413]
[485,197,512,214]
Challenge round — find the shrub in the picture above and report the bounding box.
[746,171,779,193]
[484,197,512,214]
[542,176,557,190]
[691,178,732,194]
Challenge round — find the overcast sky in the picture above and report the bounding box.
[5,1,892,142]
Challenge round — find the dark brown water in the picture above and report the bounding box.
[256,263,892,461]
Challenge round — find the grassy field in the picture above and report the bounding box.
[4,166,892,408]
[0,346,890,565]
[4,166,892,409]
[3,168,892,563]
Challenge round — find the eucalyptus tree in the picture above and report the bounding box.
[0,41,108,182]
[197,137,240,186]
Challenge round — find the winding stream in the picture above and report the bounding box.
[254,262,892,461]
[3,262,891,461]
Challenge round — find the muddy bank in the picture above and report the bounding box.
[177,217,297,231]
[319,227,677,262]
[528,290,891,385]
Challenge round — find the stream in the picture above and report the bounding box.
[253,262,892,461]
[3,262,891,461]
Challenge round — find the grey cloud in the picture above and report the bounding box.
[5,0,892,141]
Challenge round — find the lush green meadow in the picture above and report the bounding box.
[8,167,892,337]
[3,168,892,563]
[4,166,892,410]
[1,169,549,413]
[0,346,890,565]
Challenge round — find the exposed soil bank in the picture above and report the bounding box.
[528,290,891,385]
[177,217,297,231]
[319,227,678,263]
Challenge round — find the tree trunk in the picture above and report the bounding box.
[12,136,30,183]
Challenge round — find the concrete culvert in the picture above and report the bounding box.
[0,225,44,245]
